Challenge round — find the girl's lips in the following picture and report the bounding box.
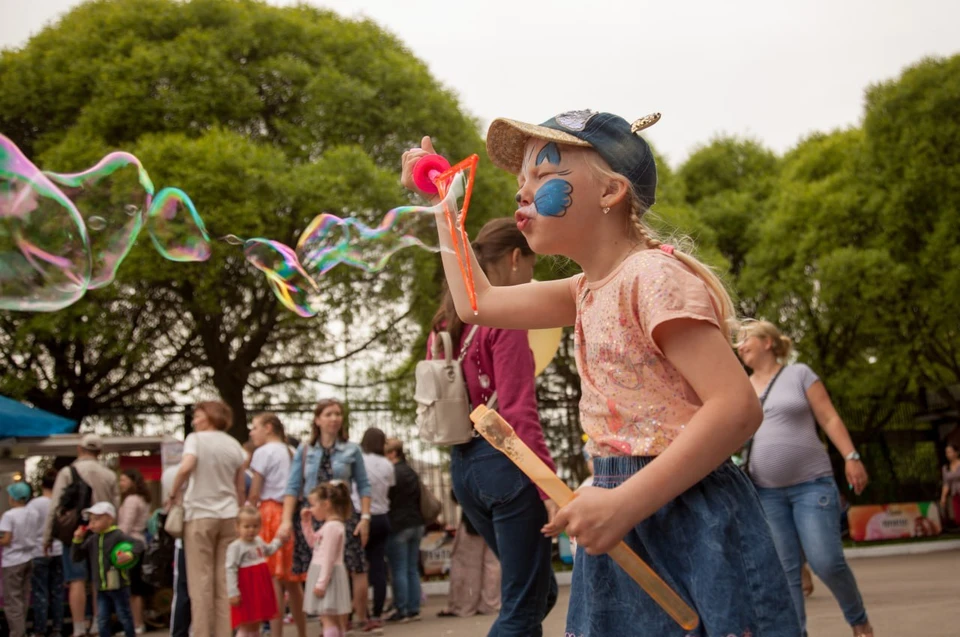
[515,206,536,231]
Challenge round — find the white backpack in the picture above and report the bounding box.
[415,326,498,445]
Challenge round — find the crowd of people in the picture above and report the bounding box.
[157,399,439,637]
[0,403,445,637]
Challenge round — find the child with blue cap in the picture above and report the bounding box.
[1,480,37,637]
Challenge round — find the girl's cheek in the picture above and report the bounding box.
[533,179,574,217]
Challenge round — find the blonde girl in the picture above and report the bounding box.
[401,111,801,636]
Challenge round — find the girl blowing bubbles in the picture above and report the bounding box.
[226,507,286,636]
[302,482,353,637]
[401,111,801,636]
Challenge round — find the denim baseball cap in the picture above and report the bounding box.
[486,110,660,207]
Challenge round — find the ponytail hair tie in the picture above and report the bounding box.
[659,244,675,255]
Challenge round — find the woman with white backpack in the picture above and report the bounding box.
[426,218,558,637]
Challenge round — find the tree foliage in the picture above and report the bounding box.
[0,0,515,435]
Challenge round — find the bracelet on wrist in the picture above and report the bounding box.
[845,450,861,461]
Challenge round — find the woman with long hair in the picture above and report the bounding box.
[428,218,558,636]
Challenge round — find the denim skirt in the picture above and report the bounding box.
[566,457,801,637]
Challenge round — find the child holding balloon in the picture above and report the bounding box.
[71,502,143,637]
[401,111,802,636]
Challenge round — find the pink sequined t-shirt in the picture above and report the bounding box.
[573,249,721,457]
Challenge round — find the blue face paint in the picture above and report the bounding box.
[534,179,573,217]
[536,142,562,167]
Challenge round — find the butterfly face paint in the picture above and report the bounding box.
[530,142,574,218]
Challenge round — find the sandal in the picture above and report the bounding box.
[437,609,457,617]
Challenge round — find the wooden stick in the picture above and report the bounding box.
[470,405,700,631]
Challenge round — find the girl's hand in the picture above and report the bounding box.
[543,499,559,526]
[314,585,326,598]
[400,136,439,198]
[355,517,370,548]
[542,487,634,555]
[230,595,241,606]
[300,509,313,523]
[845,460,869,495]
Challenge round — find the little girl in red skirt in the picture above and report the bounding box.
[227,506,287,635]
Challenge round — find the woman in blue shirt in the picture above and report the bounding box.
[278,399,373,635]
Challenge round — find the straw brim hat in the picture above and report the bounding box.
[486,118,592,175]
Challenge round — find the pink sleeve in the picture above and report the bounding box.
[301,520,317,548]
[633,254,720,355]
[315,525,344,590]
[488,329,556,499]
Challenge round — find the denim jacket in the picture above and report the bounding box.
[284,439,371,501]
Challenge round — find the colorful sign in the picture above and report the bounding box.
[848,502,942,542]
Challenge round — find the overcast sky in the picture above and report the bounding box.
[2,0,957,165]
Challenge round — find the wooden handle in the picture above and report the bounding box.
[469,405,700,631]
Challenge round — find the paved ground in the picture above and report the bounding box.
[149,549,960,636]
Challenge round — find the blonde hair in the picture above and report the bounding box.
[385,438,405,461]
[736,319,793,360]
[579,150,738,333]
[237,505,261,525]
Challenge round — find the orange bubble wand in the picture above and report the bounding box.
[411,153,479,313]
[469,405,700,632]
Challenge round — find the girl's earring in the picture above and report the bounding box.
[602,206,611,215]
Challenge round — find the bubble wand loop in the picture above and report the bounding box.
[469,405,700,632]
[411,153,480,313]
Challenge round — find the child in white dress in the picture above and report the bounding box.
[301,481,352,637]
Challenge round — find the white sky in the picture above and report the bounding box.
[2,0,957,165]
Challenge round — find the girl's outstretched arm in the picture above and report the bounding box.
[546,318,762,553]
[401,136,576,330]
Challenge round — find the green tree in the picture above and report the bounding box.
[0,0,515,436]
[679,137,779,279]
[861,54,960,414]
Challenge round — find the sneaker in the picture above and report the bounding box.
[406,612,422,622]
[384,610,407,623]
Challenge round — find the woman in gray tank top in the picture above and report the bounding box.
[737,320,872,637]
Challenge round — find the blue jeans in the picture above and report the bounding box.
[567,457,801,637]
[97,588,135,637]
[386,525,424,617]
[32,555,65,636]
[451,437,558,637]
[757,476,868,633]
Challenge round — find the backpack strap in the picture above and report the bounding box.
[457,326,480,362]
[69,465,82,492]
[431,325,480,363]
